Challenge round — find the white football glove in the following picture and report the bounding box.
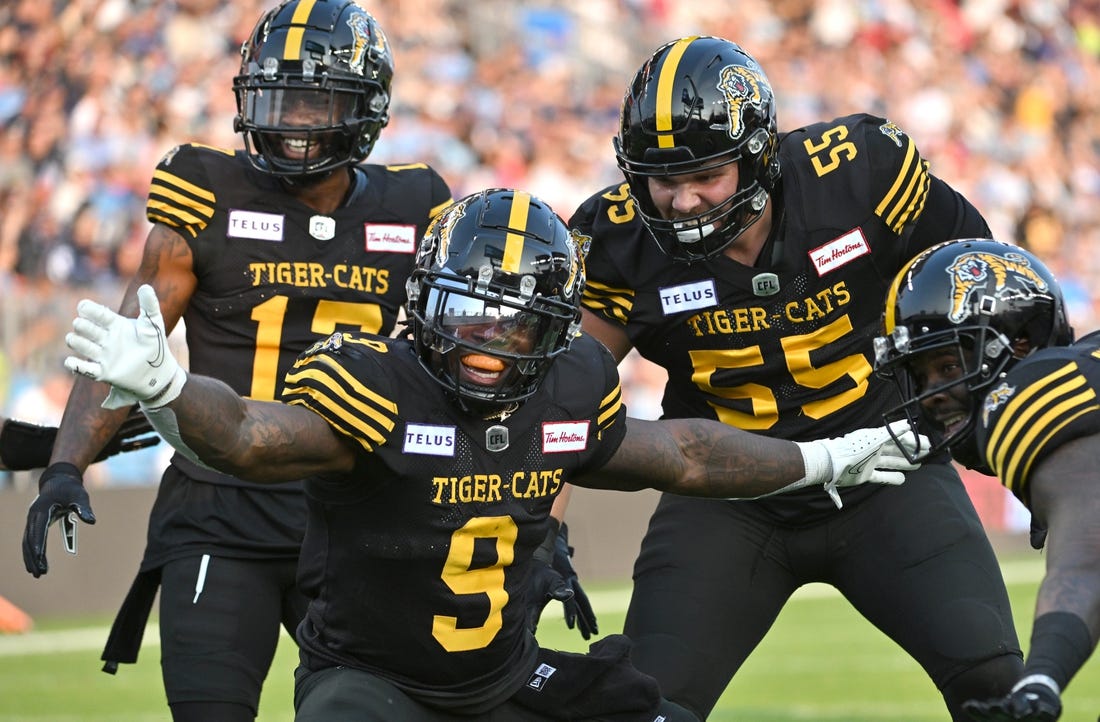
[796,420,927,509]
[64,284,186,410]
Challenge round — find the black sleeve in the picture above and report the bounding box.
[0,419,56,470]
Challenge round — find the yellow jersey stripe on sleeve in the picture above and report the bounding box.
[597,383,623,429]
[986,362,1098,493]
[282,351,399,452]
[581,280,633,324]
[874,138,929,233]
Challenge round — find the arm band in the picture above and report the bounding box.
[0,419,57,471]
[1025,611,1095,691]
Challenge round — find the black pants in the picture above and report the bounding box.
[295,635,698,721]
[623,462,1022,719]
[159,555,308,712]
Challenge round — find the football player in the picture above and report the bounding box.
[64,187,924,721]
[1,408,156,472]
[875,239,1098,722]
[21,2,451,721]
[569,36,1024,719]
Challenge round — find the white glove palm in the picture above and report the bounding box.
[798,420,927,509]
[64,284,186,410]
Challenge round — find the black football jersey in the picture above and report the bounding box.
[574,114,989,520]
[147,143,451,487]
[977,331,1100,504]
[280,332,626,711]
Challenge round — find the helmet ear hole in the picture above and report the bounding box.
[233,0,394,179]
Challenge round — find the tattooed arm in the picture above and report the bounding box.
[1030,435,1100,634]
[576,417,921,500]
[51,224,196,469]
[578,417,804,497]
[150,372,356,482]
[24,224,197,577]
[962,434,1099,721]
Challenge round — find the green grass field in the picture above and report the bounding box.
[0,554,1096,721]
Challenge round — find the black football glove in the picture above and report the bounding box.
[22,463,96,577]
[526,519,575,635]
[551,522,598,640]
[963,679,1062,722]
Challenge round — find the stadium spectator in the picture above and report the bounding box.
[20,3,451,722]
[570,35,1024,721]
[875,238,1100,722]
[62,187,922,722]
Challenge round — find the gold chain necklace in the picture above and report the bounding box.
[482,402,519,422]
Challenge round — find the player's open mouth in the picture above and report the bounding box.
[673,220,716,243]
[461,353,506,385]
[939,412,968,436]
[282,137,316,157]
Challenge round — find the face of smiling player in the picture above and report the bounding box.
[908,346,975,440]
[242,85,359,174]
[441,304,540,391]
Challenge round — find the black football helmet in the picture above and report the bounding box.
[233,0,393,181]
[874,239,1073,471]
[615,36,781,262]
[405,188,585,414]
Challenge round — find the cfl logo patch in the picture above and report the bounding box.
[526,662,557,691]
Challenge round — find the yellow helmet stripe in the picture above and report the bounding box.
[502,190,531,273]
[881,249,927,334]
[655,37,698,149]
[283,0,318,61]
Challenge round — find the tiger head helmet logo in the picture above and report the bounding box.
[716,64,768,142]
[945,251,1049,324]
[345,10,389,79]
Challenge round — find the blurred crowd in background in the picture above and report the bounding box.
[2,0,1099,493]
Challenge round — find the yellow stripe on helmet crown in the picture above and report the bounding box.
[283,0,318,61]
[502,190,531,273]
[654,37,699,149]
[882,248,929,335]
